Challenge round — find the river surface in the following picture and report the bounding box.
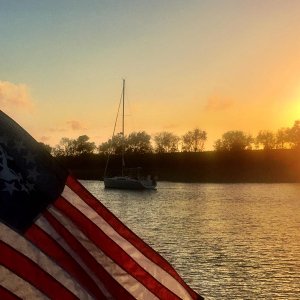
[81,181,300,300]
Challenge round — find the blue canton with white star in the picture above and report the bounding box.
[0,111,68,233]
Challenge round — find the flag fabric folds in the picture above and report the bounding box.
[0,111,203,300]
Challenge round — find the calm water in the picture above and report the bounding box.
[82,181,300,299]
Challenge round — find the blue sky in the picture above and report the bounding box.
[1,0,300,149]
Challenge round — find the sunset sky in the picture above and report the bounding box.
[1,1,300,150]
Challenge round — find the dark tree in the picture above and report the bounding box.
[52,135,96,156]
[275,128,291,149]
[53,137,76,156]
[154,131,180,153]
[126,131,152,153]
[289,120,300,149]
[214,130,253,151]
[182,128,207,152]
[255,130,276,150]
[74,135,96,155]
[98,133,124,155]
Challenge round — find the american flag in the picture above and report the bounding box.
[0,111,203,299]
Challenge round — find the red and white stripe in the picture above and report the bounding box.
[0,175,202,300]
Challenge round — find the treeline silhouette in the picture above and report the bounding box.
[40,120,300,183]
[57,149,300,183]
[41,120,300,156]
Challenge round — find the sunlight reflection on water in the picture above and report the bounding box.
[82,181,300,299]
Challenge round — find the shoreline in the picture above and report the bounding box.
[58,149,300,183]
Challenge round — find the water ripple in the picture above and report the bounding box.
[83,181,300,299]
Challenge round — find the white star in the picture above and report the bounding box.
[27,167,40,181]
[2,181,18,195]
[16,172,24,182]
[20,184,29,193]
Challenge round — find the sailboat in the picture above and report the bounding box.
[103,79,157,190]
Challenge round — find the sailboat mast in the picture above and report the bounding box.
[122,79,125,176]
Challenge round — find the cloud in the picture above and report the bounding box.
[0,80,34,111]
[47,120,87,135]
[204,94,235,112]
[67,120,87,131]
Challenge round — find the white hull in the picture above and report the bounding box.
[104,176,156,190]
